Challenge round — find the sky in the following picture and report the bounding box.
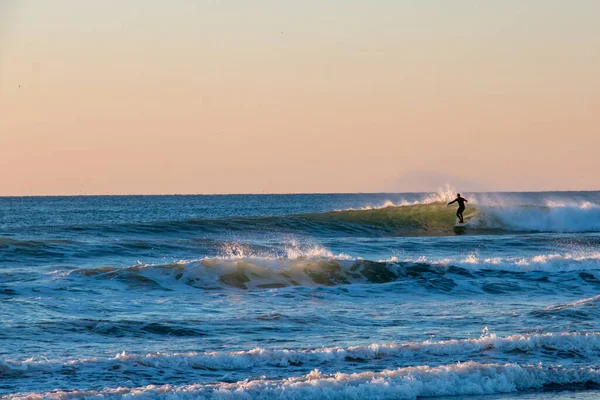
[0,1,598,195]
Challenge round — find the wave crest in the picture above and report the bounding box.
[9,360,600,399]
[4,331,600,376]
[65,250,600,291]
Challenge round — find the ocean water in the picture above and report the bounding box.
[1,189,600,399]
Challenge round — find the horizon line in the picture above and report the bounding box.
[1,189,599,198]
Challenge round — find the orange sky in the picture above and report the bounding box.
[1,1,598,195]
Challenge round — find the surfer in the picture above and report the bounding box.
[447,194,468,223]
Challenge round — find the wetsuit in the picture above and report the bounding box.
[448,197,468,223]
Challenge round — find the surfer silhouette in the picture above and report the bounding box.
[447,194,468,223]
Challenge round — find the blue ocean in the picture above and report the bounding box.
[2,190,600,399]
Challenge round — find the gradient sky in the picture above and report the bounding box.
[1,1,598,195]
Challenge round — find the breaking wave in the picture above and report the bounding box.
[3,331,600,376]
[53,201,600,238]
[8,360,600,399]
[6,331,600,399]
[66,250,600,290]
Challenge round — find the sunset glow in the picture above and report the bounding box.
[1,1,598,195]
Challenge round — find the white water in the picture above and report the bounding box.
[10,361,600,400]
[4,331,600,376]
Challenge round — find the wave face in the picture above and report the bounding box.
[2,191,600,399]
[47,202,600,238]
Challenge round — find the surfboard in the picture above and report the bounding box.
[453,221,466,234]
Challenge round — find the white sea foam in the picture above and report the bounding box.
[471,202,600,232]
[396,252,600,273]
[458,252,600,272]
[217,240,351,262]
[543,294,600,311]
[3,331,600,377]
[9,361,600,399]
[348,185,460,210]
